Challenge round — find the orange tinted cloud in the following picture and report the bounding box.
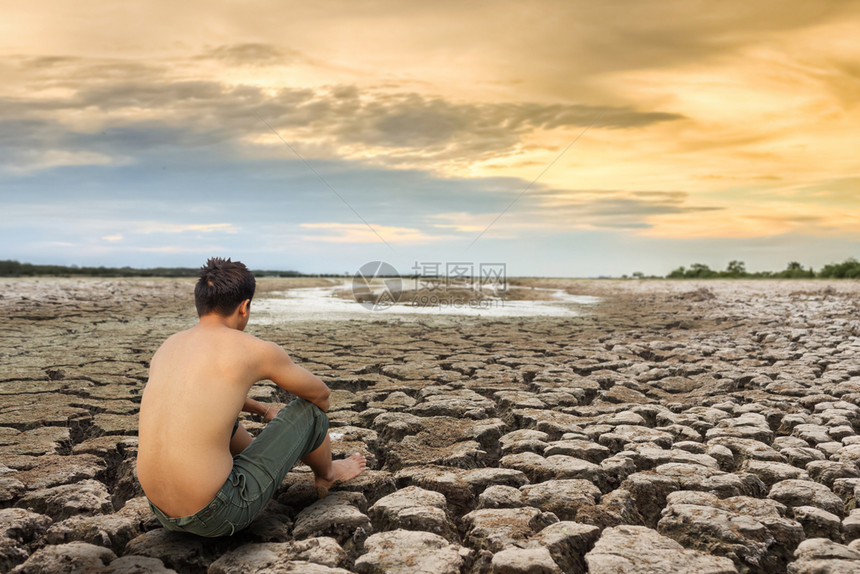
[2,0,859,246]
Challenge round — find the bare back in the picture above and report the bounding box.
[137,325,265,517]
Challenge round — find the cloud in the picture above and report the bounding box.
[0,147,121,175]
[425,189,725,240]
[797,177,860,206]
[197,43,300,66]
[522,189,722,229]
[0,50,685,175]
[138,245,228,253]
[321,96,683,166]
[136,222,240,234]
[554,1,854,74]
[6,56,168,95]
[101,234,123,242]
[300,222,453,244]
[430,213,487,233]
[641,202,860,239]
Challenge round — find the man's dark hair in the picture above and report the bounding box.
[194,257,256,316]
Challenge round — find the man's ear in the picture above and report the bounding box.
[240,299,251,316]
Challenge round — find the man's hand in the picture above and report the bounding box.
[242,397,280,421]
[313,395,330,413]
[263,405,277,421]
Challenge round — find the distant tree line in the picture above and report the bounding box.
[4,257,859,280]
[659,258,860,279]
[0,260,308,278]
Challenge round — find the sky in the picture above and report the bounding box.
[1,1,859,277]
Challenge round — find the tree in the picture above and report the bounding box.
[0,260,22,276]
[779,261,814,278]
[819,258,860,278]
[687,263,716,278]
[725,260,746,277]
[667,266,686,279]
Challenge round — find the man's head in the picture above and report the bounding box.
[194,257,256,318]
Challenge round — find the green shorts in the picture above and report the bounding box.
[148,398,329,537]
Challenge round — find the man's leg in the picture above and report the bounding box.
[230,422,254,456]
[232,399,366,504]
[300,433,367,496]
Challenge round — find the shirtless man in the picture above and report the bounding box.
[137,257,366,537]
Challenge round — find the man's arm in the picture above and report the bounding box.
[259,341,331,412]
[242,397,277,421]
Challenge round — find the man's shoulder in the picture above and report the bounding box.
[233,328,271,344]
[155,328,191,351]
[162,326,271,350]
[232,330,282,355]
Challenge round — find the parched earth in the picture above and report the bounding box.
[2,277,860,573]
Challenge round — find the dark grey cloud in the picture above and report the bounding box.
[506,188,723,231]
[259,0,859,103]
[0,55,685,172]
[488,0,856,87]
[172,1,857,77]
[629,191,689,202]
[750,214,824,224]
[23,56,81,68]
[579,198,719,218]
[9,55,167,91]
[562,0,852,73]
[0,119,58,145]
[78,81,229,109]
[334,95,683,158]
[197,43,301,66]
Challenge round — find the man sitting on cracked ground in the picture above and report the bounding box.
[136,257,366,537]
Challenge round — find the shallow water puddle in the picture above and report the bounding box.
[253,284,600,322]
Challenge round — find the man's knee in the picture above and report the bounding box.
[276,398,329,452]
[295,398,327,419]
[311,407,329,446]
[296,400,329,451]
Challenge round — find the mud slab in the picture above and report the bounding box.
[2,278,860,573]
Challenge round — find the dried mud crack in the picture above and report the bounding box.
[2,277,860,573]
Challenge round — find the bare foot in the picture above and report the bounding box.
[314,453,367,498]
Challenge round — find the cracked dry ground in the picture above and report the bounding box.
[2,279,860,573]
